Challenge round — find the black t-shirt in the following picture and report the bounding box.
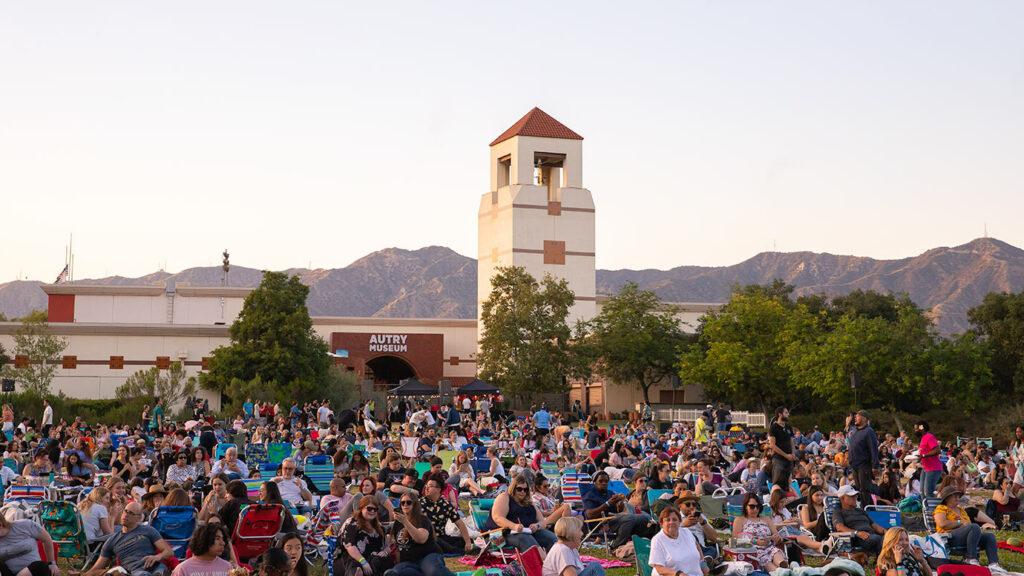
[391,516,441,562]
[769,420,794,458]
[378,467,404,488]
[715,409,731,424]
[593,451,610,469]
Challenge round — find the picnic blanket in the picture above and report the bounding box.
[998,541,1024,554]
[458,555,631,568]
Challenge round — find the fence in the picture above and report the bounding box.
[653,407,766,428]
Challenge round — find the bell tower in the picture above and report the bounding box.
[478,108,596,343]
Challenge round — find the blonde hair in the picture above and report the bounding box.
[554,516,582,541]
[877,527,908,570]
[79,486,110,514]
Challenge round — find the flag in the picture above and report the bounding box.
[54,264,69,284]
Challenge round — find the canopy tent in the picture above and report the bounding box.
[388,378,437,396]
[457,378,500,395]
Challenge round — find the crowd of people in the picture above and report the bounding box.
[1,397,1023,576]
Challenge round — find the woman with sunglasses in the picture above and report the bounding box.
[390,493,454,576]
[166,451,198,487]
[532,474,572,526]
[337,496,392,576]
[340,477,394,524]
[732,492,787,571]
[484,474,557,557]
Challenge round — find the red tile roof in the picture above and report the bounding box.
[490,107,583,146]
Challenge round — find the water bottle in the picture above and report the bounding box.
[48,471,54,486]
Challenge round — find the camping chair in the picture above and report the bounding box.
[259,461,280,478]
[922,497,967,559]
[151,505,198,559]
[267,442,292,465]
[865,504,901,529]
[956,437,971,447]
[242,478,264,500]
[414,461,432,478]
[976,438,993,449]
[39,499,103,570]
[303,462,335,495]
[232,503,285,563]
[4,485,50,518]
[303,499,342,567]
[517,545,544,576]
[109,435,127,449]
[245,444,268,468]
[634,535,654,576]
[400,437,420,460]
[215,442,235,460]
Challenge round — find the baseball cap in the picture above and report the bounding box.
[856,410,869,419]
[837,485,859,497]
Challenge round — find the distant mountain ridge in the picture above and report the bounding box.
[1,238,1022,334]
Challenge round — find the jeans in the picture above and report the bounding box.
[853,465,874,509]
[608,513,659,549]
[385,553,454,576]
[579,562,605,576]
[946,523,999,563]
[921,470,942,498]
[852,533,883,555]
[506,529,558,551]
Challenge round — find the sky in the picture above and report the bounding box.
[2,1,1022,282]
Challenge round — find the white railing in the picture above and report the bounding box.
[653,408,766,428]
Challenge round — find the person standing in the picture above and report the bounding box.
[915,421,942,498]
[152,397,164,435]
[714,403,731,434]
[535,404,552,446]
[766,406,795,495]
[848,410,879,508]
[41,398,54,435]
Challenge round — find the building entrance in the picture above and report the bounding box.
[365,355,416,384]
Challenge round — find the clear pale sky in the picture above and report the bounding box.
[2,2,1022,282]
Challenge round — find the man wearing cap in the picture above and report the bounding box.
[832,485,884,554]
[847,410,879,508]
[678,490,720,560]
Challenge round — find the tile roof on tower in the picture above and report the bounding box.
[489,107,583,146]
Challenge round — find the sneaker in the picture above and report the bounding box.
[967,559,981,566]
[989,563,1006,574]
[820,536,834,557]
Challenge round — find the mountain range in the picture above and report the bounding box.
[2,237,1022,334]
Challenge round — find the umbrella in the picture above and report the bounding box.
[388,378,437,396]
[184,420,200,430]
[457,378,500,395]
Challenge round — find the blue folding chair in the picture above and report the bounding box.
[150,506,197,559]
[215,443,235,460]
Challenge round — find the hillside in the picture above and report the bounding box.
[3,239,1023,334]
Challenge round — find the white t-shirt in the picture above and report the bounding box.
[463,398,472,410]
[317,406,331,425]
[82,503,109,539]
[543,542,584,576]
[649,527,702,576]
[275,476,309,506]
[42,406,53,426]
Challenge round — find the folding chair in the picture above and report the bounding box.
[232,503,285,563]
[400,437,420,461]
[259,461,280,478]
[304,462,335,495]
[303,499,342,567]
[39,499,103,570]
[634,535,653,576]
[245,444,268,468]
[865,504,901,529]
[976,438,993,449]
[4,485,50,518]
[215,443,235,460]
[517,545,543,576]
[267,442,293,465]
[242,478,264,500]
[923,497,967,559]
[414,461,432,478]
[151,505,198,559]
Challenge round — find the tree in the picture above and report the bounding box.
[200,271,331,403]
[678,282,816,413]
[0,318,67,395]
[477,266,584,399]
[13,310,48,323]
[0,343,9,369]
[588,282,687,404]
[967,291,1024,395]
[116,363,198,410]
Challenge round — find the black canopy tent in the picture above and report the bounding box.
[457,378,500,395]
[388,378,437,396]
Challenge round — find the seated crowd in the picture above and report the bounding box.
[0,398,1021,576]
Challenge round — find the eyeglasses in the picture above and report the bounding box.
[400,501,414,507]
[364,507,378,512]
[514,486,528,493]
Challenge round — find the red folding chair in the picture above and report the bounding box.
[232,503,285,563]
[518,545,544,576]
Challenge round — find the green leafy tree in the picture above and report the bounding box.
[927,333,992,414]
[116,363,198,409]
[477,266,584,400]
[200,271,331,403]
[588,282,688,404]
[0,343,9,369]
[13,310,48,323]
[678,282,816,413]
[967,291,1024,395]
[0,318,67,395]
